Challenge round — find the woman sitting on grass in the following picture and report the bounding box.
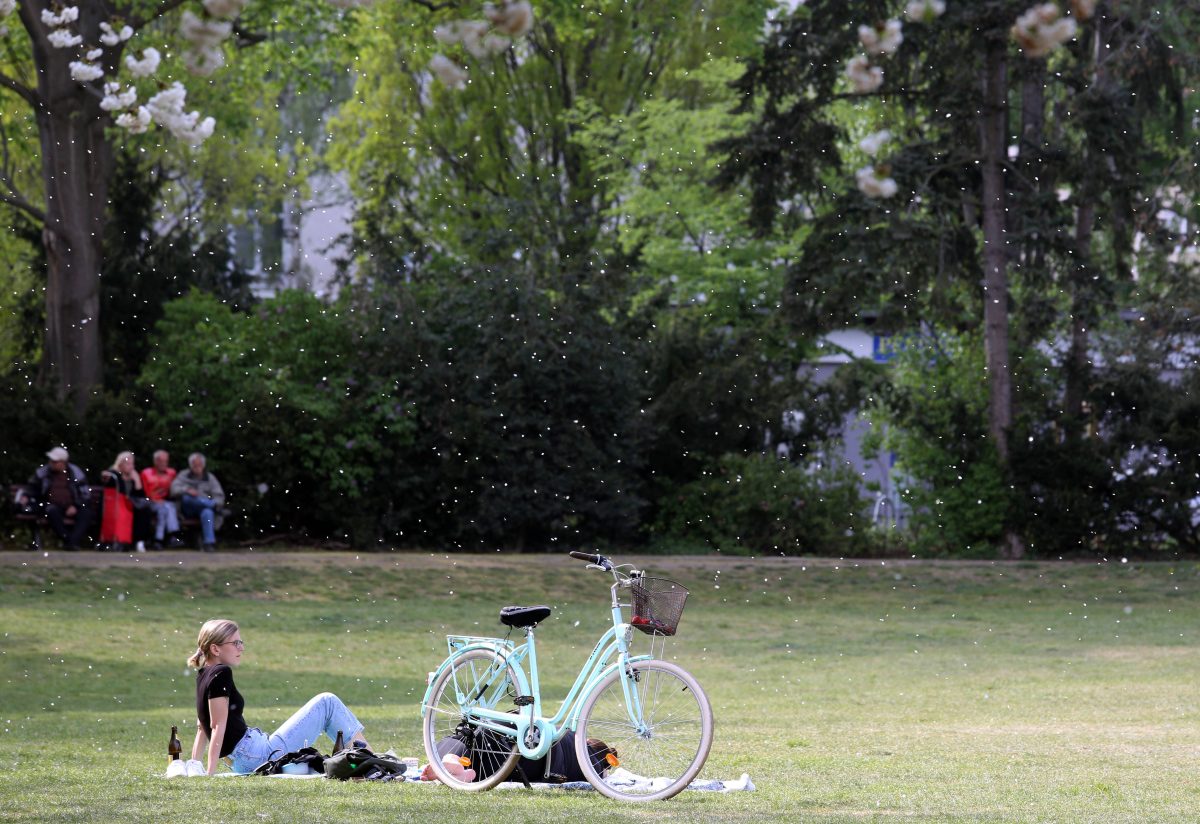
[188,618,370,775]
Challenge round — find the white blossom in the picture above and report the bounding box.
[1012,3,1077,58]
[859,129,892,157]
[174,114,216,145]
[905,0,946,22]
[481,34,511,55]
[434,20,483,46]
[99,22,134,46]
[429,54,469,89]
[146,81,215,145]
[100,82,138,111]
[47,28,83,48]
[434,19,500,58]
[845,55,884,93]
[183,45,227,76]
[41,7,80,27]
[1070,0,1095,20]
[180,10,232,49]
[856,165,898,198]
[203,0,248,18]
[0,0,17,17]
[115,106,152,134]
[485,1,533,37]
[146,82,188,121]
[858,20,903,55]
[125,47,161,78]
[69,60,105,82]
[86,48,103,61]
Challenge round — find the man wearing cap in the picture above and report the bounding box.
[26,447,94,550]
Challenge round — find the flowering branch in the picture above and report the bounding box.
[127,0,193,32]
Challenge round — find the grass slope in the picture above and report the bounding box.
[0,552,1197,822]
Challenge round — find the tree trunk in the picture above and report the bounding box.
[978,42,1023,559]
[25,2,114,412]
[1062,203,1096,436]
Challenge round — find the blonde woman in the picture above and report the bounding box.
[99,451,143,550]
[188,619,370,775]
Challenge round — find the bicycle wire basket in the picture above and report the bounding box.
[630,577,689,636]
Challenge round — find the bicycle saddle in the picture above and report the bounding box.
[499,605,552,628]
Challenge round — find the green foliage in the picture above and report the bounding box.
[139,290,415,544]
[0,218,41,367]
[653,453,870,556]
[1010,317,1200,556]
[864,331,1010,554]
[100,150,256,389]
[571,59,800,329]
[330,0,773,282]
[346,270,653,549]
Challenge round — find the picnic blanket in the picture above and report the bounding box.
[180,760,755,792]
[492,767,756,793]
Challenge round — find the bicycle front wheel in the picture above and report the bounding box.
[422,649,521,791]
[575,659,713,801]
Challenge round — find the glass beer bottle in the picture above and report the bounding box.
[168,725,183,765]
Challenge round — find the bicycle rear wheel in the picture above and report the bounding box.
[575,659,713,801]
[422,649,521,791]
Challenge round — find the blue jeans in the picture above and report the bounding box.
[150,500,179,541]
[228,692,364,774]
[180,496,217,544]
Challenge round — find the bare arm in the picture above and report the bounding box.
[206,696,229,775]
[191,722,208,762]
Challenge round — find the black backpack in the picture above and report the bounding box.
[251,746,326,776]
[322,745,407,781]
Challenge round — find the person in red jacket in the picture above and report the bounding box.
[99,451,143,551]
[140,449,182,549]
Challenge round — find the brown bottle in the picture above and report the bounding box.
[168,725,182,765]
[333,730,345,754]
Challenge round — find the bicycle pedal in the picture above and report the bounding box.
[513,695,534,706]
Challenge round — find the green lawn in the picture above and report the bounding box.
[0,551,1197,822]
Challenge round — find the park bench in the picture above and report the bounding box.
[9,483,103,550]
[10,484,223,550]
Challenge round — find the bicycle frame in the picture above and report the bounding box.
[421,577,653,761]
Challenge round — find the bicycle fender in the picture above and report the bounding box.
[420,643,530,718]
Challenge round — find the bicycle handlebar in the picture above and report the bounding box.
[568,550,612,571]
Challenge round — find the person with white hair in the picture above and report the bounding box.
[22,447,93,550]
[170,452,225,551]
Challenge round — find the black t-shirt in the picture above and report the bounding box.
[196,664,248,757]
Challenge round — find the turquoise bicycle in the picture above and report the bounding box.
[420,551,714,801]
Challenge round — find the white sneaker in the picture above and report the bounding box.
[166,759,187,778]
[184,759,206,777]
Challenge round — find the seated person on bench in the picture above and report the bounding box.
[171,452,225,551]
[20,447,94,550]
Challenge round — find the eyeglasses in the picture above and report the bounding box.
[223,640,245,649]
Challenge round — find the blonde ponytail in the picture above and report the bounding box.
[186,646,205,668]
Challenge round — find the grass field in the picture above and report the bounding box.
[0,551,1197,822]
